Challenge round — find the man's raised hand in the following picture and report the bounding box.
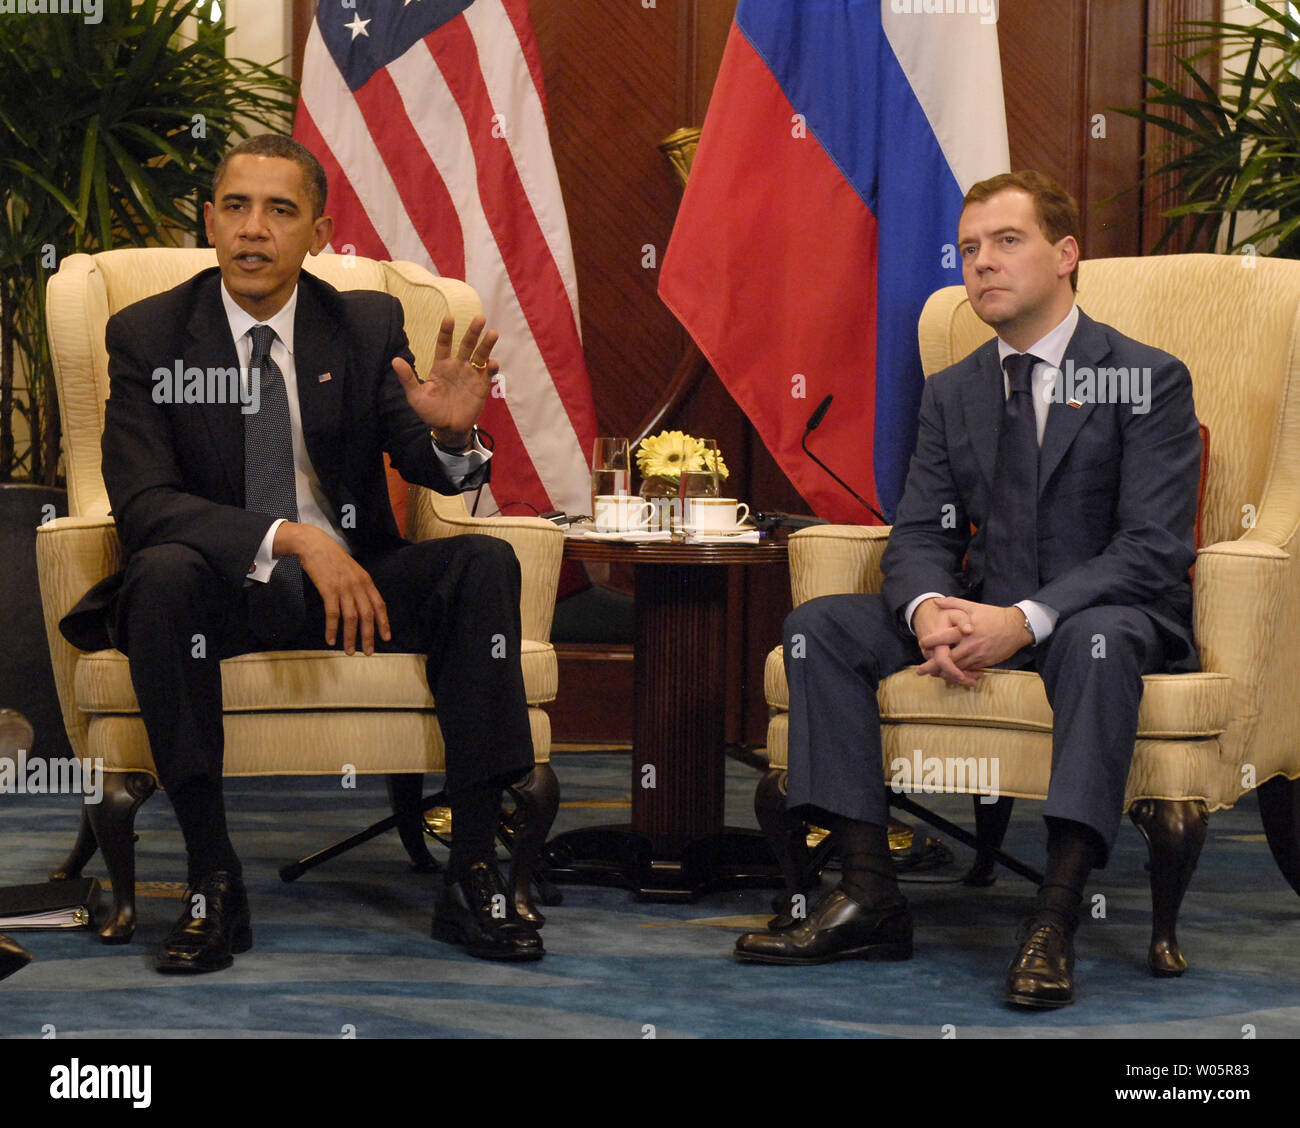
[391,315,500,449]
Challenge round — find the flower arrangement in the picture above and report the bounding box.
[635,430,729,482]
[635,431,730,531]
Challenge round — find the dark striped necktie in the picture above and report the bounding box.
[243,324,306,645]
[980,352,1040,607]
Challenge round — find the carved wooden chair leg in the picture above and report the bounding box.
[385,773,438,873]
[755,768,815,922]
[49,804,99,882]
[85,771,157,944]
[962,794,1016,886]
[504,763,561,926]
[1129,797,1208,978]
[1257,774,1300,896]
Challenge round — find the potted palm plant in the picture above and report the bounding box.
[1121,0,1300,258]
[0,0,296,761]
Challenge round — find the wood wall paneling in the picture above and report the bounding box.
[999,0,1086,193]
[1141,0,1222,253]
[1080,0,1147,257]
[682,0,738,123]
[533,0,687,438]
[998,0,1220,258]
[546,645,634,744]
[292,0,312,82]
[998,0,1140,257]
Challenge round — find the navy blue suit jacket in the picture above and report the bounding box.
[879,309,1200,669]
[61,267,483,651]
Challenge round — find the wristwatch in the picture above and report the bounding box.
[431,425,476,456]
[1018,611,1037,645]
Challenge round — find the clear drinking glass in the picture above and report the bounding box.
[591,437,631,517]
[675,438,722,534]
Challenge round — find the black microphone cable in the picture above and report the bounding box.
[800,394,887,524]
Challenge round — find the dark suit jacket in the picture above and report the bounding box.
[61,266,485,651]
[879,309,1200,669]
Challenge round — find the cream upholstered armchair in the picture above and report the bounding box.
[36,247,563,943]
[761,253,1300,976]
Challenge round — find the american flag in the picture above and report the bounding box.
[294,0,596,520]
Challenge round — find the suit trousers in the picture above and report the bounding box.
[782,593,1168,862]
[113,534,535,799]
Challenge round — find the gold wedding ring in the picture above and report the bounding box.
[469,357,488,371]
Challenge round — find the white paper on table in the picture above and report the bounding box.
[686,530,761,545]
[568,528,674,543]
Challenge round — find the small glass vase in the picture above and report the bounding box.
[638,475,679,533]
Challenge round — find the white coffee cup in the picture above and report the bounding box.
[687,497,750,530]
[593,494,654,532]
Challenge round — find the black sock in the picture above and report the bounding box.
[447,776,510,881]
[168,777,241,883]
[829,814,903,908]
[1034,817,1103,934]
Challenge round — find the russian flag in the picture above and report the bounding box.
[659,0,1009,522]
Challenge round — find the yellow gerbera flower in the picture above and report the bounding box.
[701,448,729,479]
[636,431,730,481]
[637,430,697,479]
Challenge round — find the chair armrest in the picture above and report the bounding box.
[406,488,563,643]
[35,516,120,619]
[789,524,892,605]
[35,517,121,760]
[1193,538,1289,783]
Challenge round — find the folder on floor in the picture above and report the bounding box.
[0,878,100,930]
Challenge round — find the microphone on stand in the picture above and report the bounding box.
[801,394,887,524]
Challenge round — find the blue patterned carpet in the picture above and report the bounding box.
[1,751,1297,1040]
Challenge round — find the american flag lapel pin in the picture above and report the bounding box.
[1067,397,1083,409]
[318,371,332,383]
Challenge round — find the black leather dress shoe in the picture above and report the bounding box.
[156,871,252,975]
[735,889,912,965]
[1005,917,1075,1008]
[766,891,806,932]
[0,933,33,982]
[433,861,544,962]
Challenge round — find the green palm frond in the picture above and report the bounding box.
[0,0,299,483]
[1115,0,1300,258]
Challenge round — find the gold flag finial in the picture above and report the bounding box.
[659,127,703,190]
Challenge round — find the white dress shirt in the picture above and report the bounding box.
[905,304,1078,644]
[218,282,491,581]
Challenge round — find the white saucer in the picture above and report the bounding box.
[680,523,753,535]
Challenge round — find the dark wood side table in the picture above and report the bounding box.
[544,535,789,900]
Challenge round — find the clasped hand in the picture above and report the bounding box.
[392,314,500,449]
[912,596,1031,687]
